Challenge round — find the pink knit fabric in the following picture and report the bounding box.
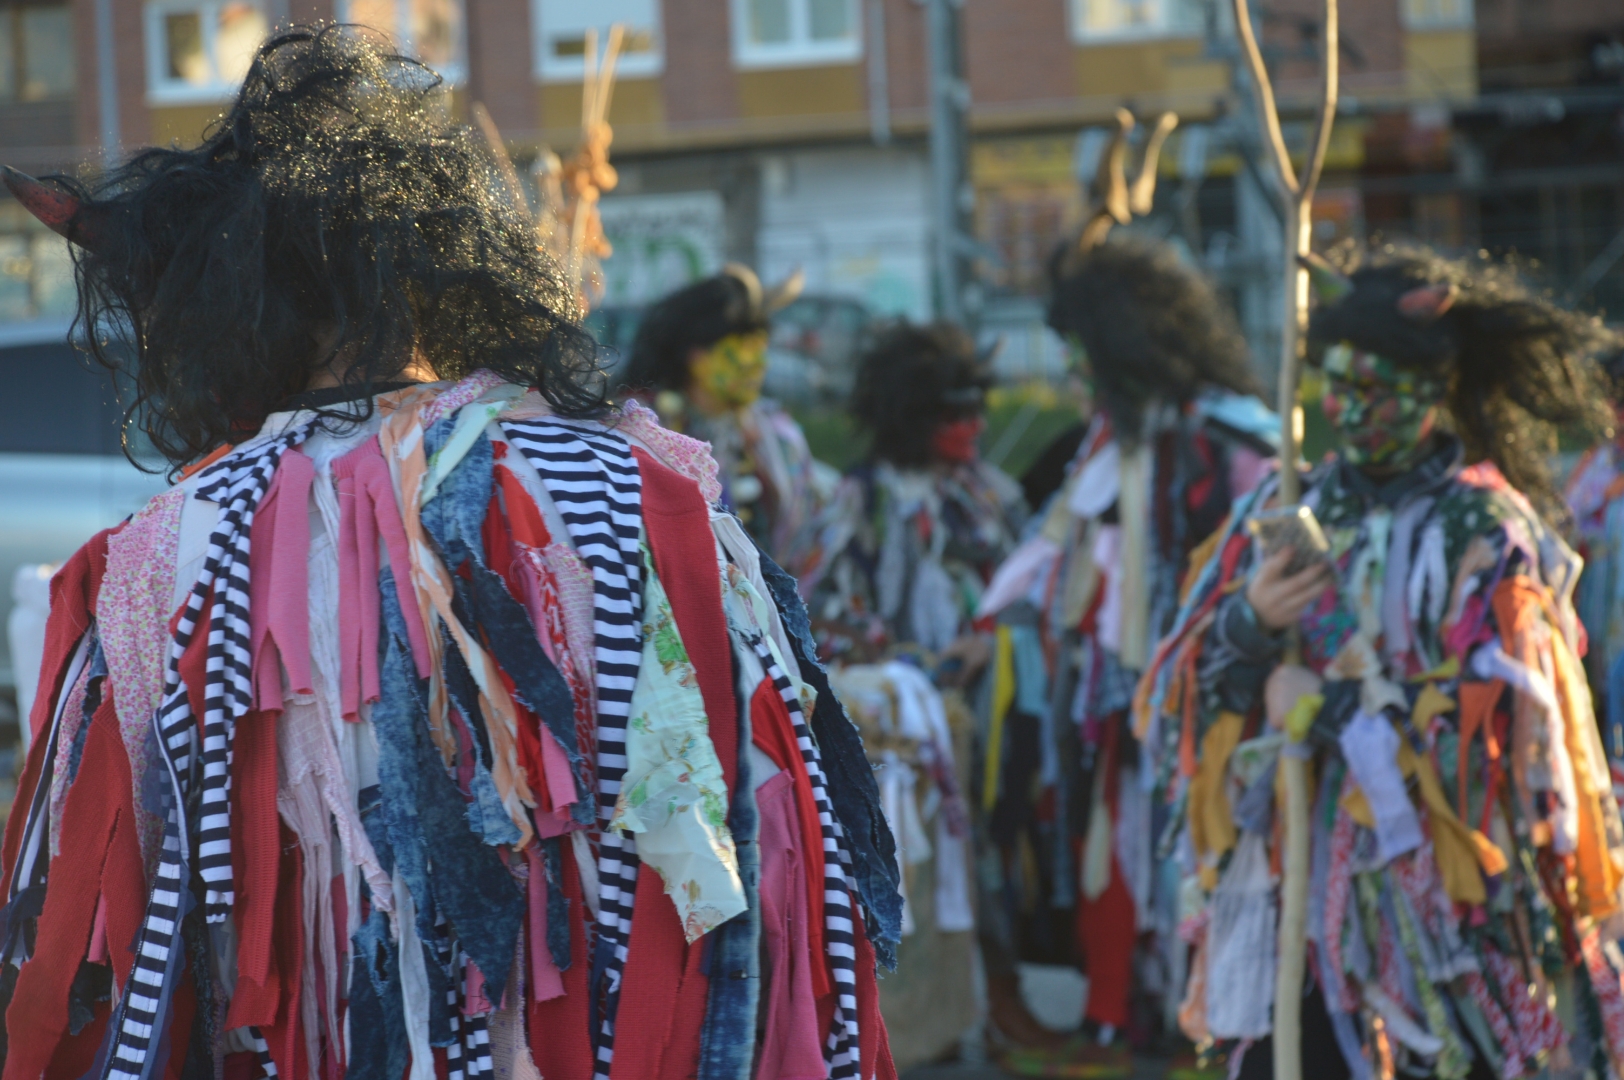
[100,485,184,870]
[614,400,724,506]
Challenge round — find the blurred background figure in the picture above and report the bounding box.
[1565,343,1624,761]
[976,219,1277,1074]
[799,321,1034,1069]
[620,263,830,571]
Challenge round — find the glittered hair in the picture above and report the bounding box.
[1045,232,1262,440]
[850,320,990,468]
[55,24,604,469]
[1308,242,1616,525]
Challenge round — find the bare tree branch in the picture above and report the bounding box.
[1299,0,1339,203]
[1231,0,1299,196]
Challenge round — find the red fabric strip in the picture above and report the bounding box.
[227,708,282,1025]
[750,679,832,1000]
[3,695,124,1080]
[2,529,113,899]
[527,847,594,1080]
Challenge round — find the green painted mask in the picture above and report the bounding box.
[689,331,769,410]
[1320,342,1446,470]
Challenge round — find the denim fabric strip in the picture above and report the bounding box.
[420,421,593,823]
[754,546,903,968]
[441,625,494,769]
[697,650,760,1080]
[375,566,525,1008]
[540,835,572,971]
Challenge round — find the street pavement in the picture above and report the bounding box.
[902,1056,1179,1079]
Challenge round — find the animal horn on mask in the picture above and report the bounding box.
[1298,252,1354,305]
[763,267,804,313]
[722,261,765,318]
[1397,282,1458,323]
[3,166,102,249]
[1075,109,1179,257]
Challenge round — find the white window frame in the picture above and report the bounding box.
[336,0,468,86]
[1400,0,1474,30]
[533,0,663,83]
[1068,0,1202,44]
[730,0,862,70]
[143,0,267,105]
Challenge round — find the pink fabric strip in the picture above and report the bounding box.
[334,438,432,703]
[250,451,314,712]
[526,844,566,1003]
[86,893,109,965]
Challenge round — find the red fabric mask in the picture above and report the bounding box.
[931,416,984,464]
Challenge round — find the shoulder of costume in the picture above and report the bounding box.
[1193,390,1280,457]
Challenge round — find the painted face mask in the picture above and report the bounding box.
[1320,342,1446,470]
[931,415,985,464]
[689,331,769,411]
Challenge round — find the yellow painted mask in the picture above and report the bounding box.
[689,332,769,411]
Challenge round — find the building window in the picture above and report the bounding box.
[1401,0,1472,29]
[535,0,661,82]
[1070,0,1202,42]
[0,202,75,325]
[145,0,267,103]
[732,0,860,69]
[0,5,76,102]
[342,0,466,84]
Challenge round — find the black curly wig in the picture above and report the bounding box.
[1308,243,1615,524]
[51,25,603,469]
[619,269,769,394]
[1046,233,1262,441]
[850,320,990,469]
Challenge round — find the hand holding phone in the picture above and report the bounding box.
[1245,505,1334,631]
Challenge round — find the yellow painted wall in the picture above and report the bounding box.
[149,104,228,147]
[1075,37,1227,100]
[1404,29,1477,102]
[737,64,863,119]
[540,77,665,138]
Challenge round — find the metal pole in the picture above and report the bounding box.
[95,0,119,164]
[925,0,968,324]
[867,0,891,147]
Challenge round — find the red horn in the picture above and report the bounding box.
[1397,282,1458,323]
[3,165,98,248]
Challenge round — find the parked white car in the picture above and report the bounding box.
[0,319,170,721]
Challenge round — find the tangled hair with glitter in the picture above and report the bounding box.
[1046,233,1262,441]
[850,320,990,468]
[1309,243,1616,525]
[619,271,769,393]
[57,25,604,469]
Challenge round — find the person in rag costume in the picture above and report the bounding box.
[1136,243,1624,1080]
[973,111,1277,1076]
[0,28,905,1080]
[1563,345,1624,763]
[797,321,1028,1066]
[620,266,827,573]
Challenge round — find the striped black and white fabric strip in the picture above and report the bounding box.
[433,921,494,1080]
[250,1029,279,1078]
[104,422,311,1080]
[500,417,644,1078]
[750,638,862,1080]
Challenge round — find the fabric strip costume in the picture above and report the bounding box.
[0,26,900,1080]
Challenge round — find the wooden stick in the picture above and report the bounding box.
[594,24,626,129]
[1228,1,1338,1079]
[580,26,598,135]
